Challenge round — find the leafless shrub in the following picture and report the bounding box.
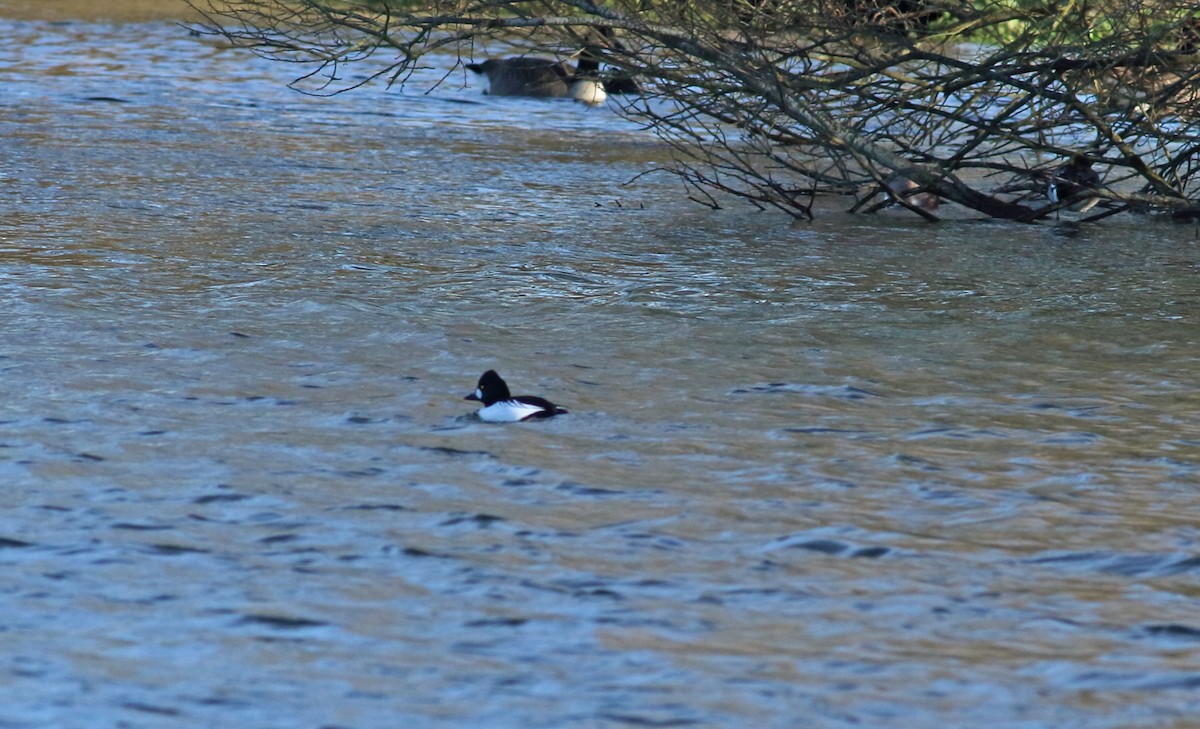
[186,0,1200,222]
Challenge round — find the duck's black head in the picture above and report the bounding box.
[465,370,512,406]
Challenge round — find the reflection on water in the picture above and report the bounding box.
[3,14,1200,729]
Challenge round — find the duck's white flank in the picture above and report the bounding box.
[477,400,552,423]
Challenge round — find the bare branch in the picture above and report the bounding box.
[184,0,1200,222]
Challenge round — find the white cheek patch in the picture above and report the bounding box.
[474,388,484,400]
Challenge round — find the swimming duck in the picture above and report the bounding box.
[885,175,939,214]
[465,370,569,422]
[465,54,607,104]
[1047,155,1101,213]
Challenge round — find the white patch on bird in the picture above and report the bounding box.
[476,400,547,423]
[571,79,607,106]
[474,387,484,400]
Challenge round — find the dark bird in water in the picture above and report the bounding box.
[465,54,608,104]
[1047,155,1102,213]
[465,34,641,104]
[885,175,939,214]
[465,370,569,423]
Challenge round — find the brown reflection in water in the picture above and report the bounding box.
[0,0,195,22]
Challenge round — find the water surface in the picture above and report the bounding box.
[2,15,1200,729]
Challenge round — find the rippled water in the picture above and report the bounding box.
[2,11,1200,729]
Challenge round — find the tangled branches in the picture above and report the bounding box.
[187,0,1200,222]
